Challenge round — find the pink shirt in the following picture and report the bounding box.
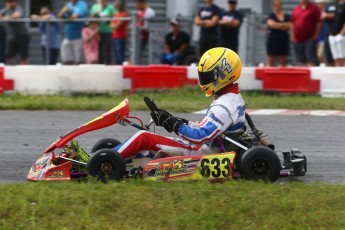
[82,27,99,64]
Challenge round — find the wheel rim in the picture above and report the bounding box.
[251,159,269,175]
[98,160,115,176]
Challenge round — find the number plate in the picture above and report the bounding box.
[199,153,235,179]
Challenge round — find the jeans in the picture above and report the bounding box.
[160,52,184,65]
[112,38,127,65]
[0,25,6,63]
[42,47,60,65]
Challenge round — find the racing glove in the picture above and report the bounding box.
[150,109,185,134]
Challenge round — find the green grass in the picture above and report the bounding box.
[1,88,345,112]
[0,180,344,229]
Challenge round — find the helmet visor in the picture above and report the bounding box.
[198,70,215,86]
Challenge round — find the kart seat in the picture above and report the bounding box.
[208,128,246,154]
[153,150,184,160]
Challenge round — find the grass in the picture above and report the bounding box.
[1,87,345,112]
[0,180,344,229]
[1,88,345,229]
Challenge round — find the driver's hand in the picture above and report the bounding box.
[150,109,172,126]
[151,109,189,126]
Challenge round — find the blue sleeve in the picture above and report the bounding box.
[178,120,220,145]
[73,1,88,17]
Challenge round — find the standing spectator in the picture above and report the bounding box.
[82,21,100,64]
[0,0,30,65]
[90,0,115,65]
[0,23,5,63]
[160,18,190,65]
[321,0,339,66]
[315,0,331,65]
[266,0,291,67]
[194,0,221,57]
[219,0,243,53]
[58,0,88,65]
[328,0,345,66]
[291,0,322,66]
[31,6,61,65]
[135,0,155,55]
[111,0,129,65]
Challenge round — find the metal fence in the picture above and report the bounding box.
[0,13,294,66]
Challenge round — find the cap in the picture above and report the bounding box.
[228,0,237,4]
[170,18,181,26]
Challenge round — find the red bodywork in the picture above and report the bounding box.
[28,99,130,181]
[44,99,130,153]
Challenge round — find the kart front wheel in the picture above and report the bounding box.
[91,138,121,153]
[240,146,281,182]
[87,149,126,181]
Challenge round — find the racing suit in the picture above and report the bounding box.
[114,83,246,160]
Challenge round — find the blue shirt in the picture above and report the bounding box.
[39,14,61,49]
[63,0,88,40]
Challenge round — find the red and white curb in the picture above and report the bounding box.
[194,109,345,116]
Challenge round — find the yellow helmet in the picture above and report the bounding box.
[198,47,242,97]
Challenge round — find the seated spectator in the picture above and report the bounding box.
[328,0,345,66]
[0,0,30,65]
[266,0,291,67]
[31,6,61,65]
[90,0,115,65]
[160,18,190,65]
[111,0,129,65]
[82,21,99,64]
[58,0,88,65]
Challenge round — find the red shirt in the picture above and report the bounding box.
[112,12,129,39]
[292,2,321,42]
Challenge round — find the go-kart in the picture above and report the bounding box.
[27,97,307,182]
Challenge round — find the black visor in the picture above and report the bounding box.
[198,66,226,85]
[198,70,214,85]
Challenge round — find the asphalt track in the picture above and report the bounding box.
[1,110,345,184]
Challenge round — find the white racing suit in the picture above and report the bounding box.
[114,84,246,160]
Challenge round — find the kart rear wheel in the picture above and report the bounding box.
[87,149,126,181]
[91,138,121,153]
[240,146,281,182]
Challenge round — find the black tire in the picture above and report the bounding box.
[87,149,126,181]
[91,138,121,153]
[240,146,281,182]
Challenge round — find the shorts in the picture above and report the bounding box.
[60,38,84,63]
[328,34,345,59]
[293,39,319,65]
[7,34,30,60]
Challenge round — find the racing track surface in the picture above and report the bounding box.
[1,110,345,183]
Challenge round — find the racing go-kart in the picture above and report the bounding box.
[27,97,307,183]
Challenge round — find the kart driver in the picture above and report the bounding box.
[114,47,246,159]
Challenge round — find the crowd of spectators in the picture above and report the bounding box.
[0,0,136,65]
[265,0,344,67]
[0,0,343,67]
